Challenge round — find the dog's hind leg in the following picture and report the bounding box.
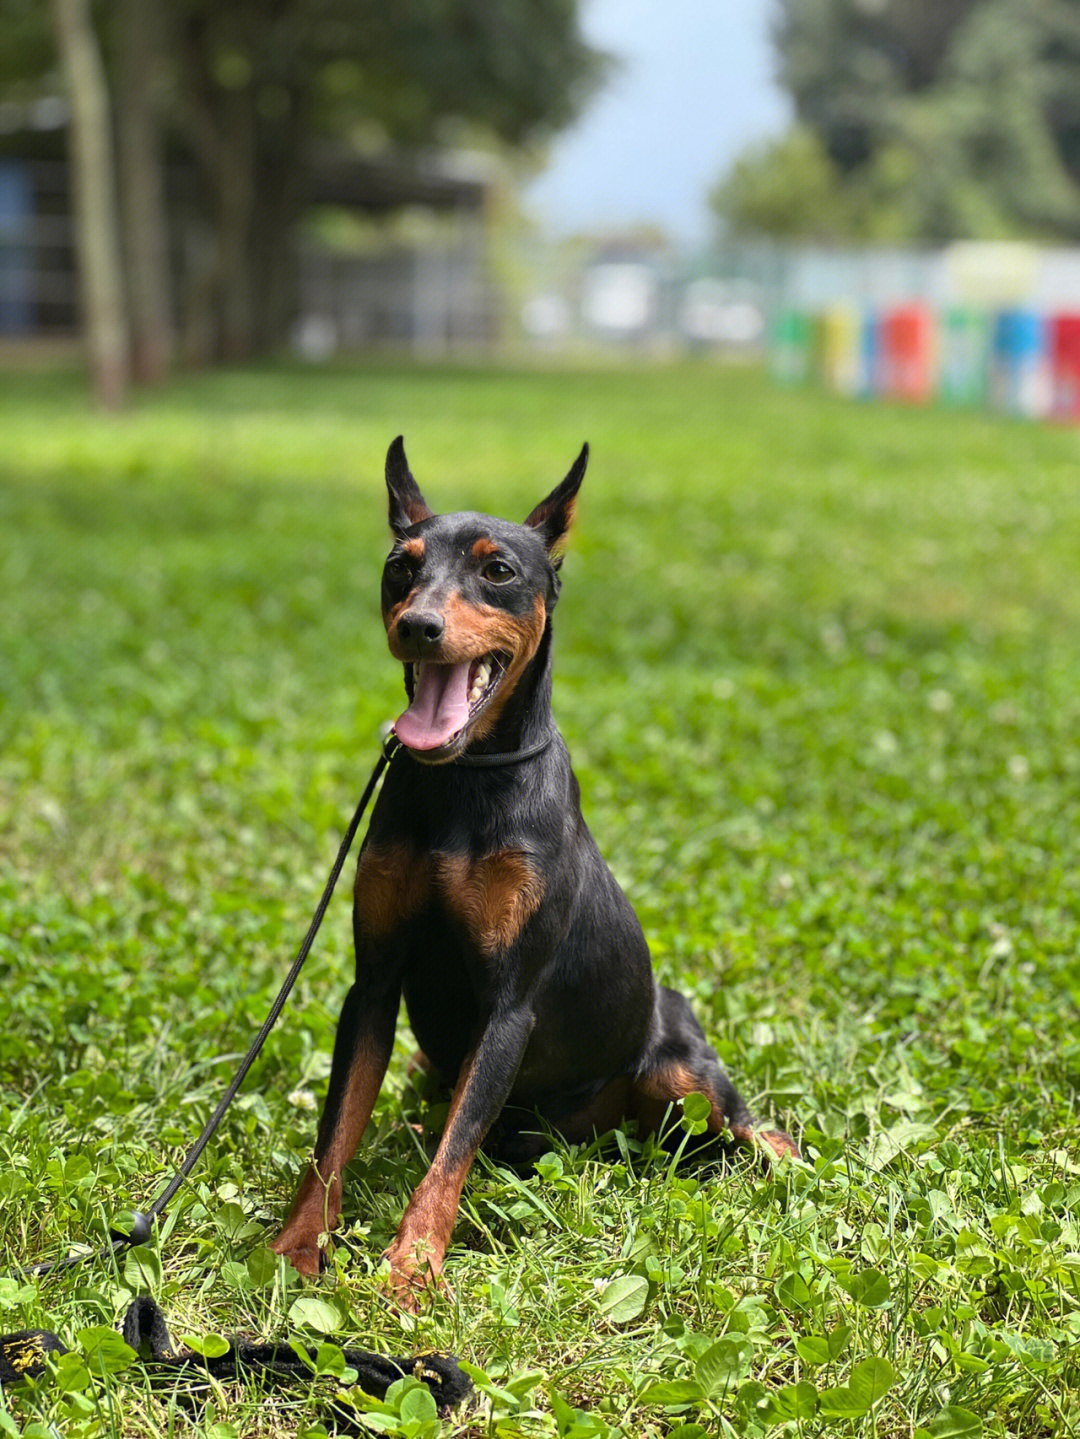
[491,1075,634,1170]
[631,987,799,1163]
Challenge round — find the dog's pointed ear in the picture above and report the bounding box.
[386,437,434,536]
[524,443,588,557]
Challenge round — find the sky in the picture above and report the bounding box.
[524,0,792,246]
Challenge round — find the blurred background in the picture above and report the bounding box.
[7,10,1080,1425]
[4,0,1080,415]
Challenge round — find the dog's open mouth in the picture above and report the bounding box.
[394,652,509,755]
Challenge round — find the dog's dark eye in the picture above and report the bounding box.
[385,556,412,585]
[482,559,516,584]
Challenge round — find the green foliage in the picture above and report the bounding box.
[0,0,54,94]
[710,128,865,242]
[1,0,605,150]
[3,0,607,365]
[168,0,606,150]
[719,0,1080,241]
[3,359,1080,1435]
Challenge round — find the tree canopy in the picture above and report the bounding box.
[713,0,1080,243]
[3,0,605,392]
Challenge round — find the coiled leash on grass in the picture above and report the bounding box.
[0,1296,472,1423]
[1,733,472,1419]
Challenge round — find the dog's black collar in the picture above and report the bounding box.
[391,729,556,768]
[453,730,556,767]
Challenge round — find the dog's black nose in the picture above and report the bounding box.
[397,610,445,655]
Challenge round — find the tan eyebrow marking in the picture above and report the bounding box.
[471,537,499,558]
[401,538,425,559]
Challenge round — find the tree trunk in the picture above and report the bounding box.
[167,25,301,361]
[214,91,257,360]
[49,0,129,408]
[218,189,255,360]
[114,0,174,383]
[251,136,301,352]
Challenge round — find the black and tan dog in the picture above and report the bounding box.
[272,439,798,1306]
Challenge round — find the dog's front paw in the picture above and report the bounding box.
[382,1239,448,1314]
[271,1228,326,1277]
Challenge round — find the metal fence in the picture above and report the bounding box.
[0,158,77,334]
[8,151,1080,372]
[296,237,498,357]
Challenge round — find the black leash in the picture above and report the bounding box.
[28,732,400,1281]
[8,725,556,1414]
[0,1296,471,1424]
[4,732,474,1421]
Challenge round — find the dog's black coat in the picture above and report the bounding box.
[273,441,797,1301]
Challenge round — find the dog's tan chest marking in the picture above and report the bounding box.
[355,843,432,935]
[434,849,544,955]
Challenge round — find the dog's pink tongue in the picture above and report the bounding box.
[394,661,472,751]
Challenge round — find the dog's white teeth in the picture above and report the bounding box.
[468,659,492,707]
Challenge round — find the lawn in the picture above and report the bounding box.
[2,359,1080,1438]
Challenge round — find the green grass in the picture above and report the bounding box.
[2,359,1080,1438]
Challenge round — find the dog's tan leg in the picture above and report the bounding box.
[632,1058,800,1164]
[272,983,398,1275]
